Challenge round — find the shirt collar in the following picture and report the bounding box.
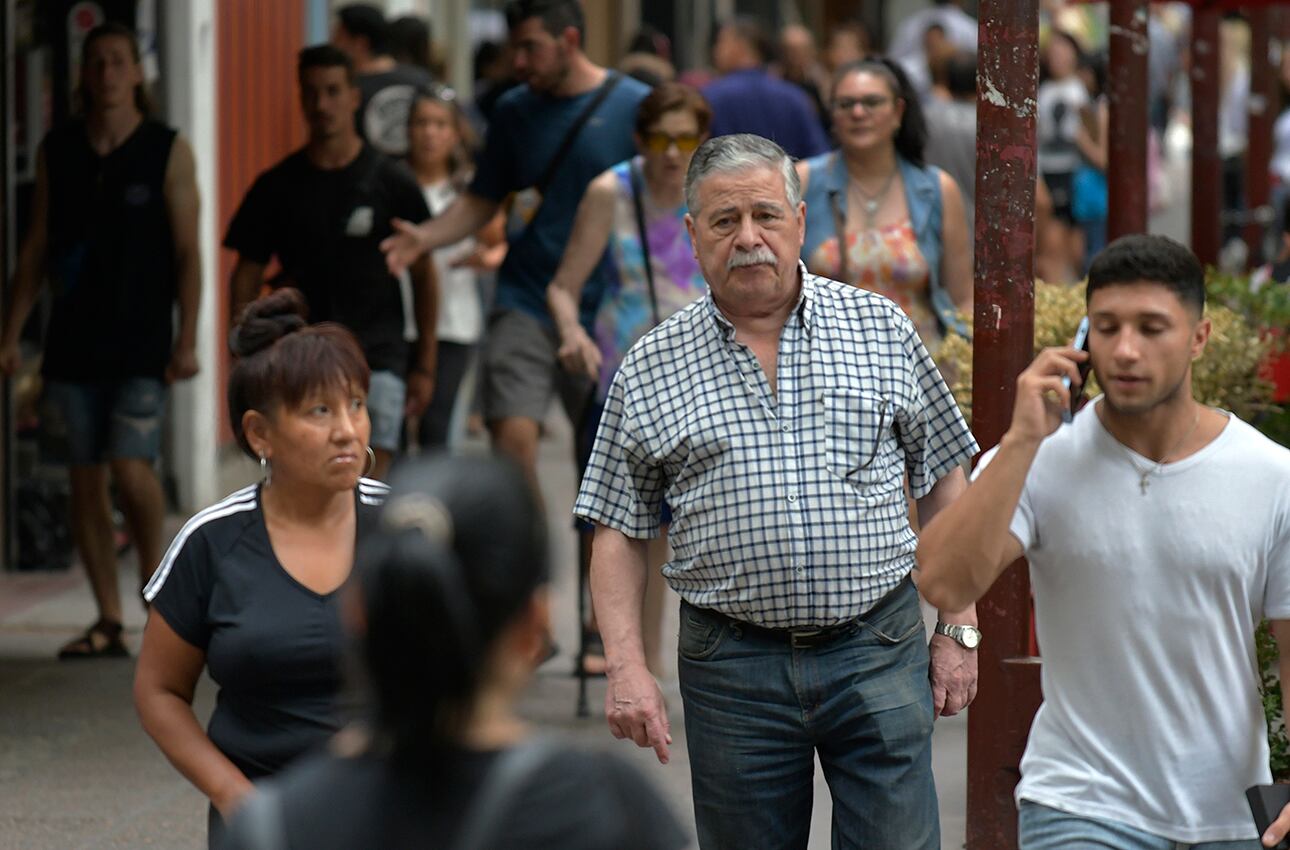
[705,261,815,340]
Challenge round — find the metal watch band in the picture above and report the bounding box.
[935,621,982,648]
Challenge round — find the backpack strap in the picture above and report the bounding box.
[628,160,662,327]
[534,72,623,195]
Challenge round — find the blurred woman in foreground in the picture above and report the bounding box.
[220,455,688,850]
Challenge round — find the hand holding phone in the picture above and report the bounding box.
[1060,316,1092,424]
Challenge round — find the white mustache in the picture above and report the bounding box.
[727,248,778,271]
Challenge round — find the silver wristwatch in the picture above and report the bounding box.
[935,621,982,649]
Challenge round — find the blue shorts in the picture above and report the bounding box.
[41,378,167,465]
[366,369,406,452]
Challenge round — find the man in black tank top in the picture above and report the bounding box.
[0,23,203,659]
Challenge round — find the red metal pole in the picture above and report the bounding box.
[1245,7,1274,267]
[1192,5,1223,266]
[967,1,1041,848]
[1108,0,1150,239]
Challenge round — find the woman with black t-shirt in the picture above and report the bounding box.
[134,289,385,847]
[219,455,689,850]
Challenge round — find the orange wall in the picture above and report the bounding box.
[217,1,307,440]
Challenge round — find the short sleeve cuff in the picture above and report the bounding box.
[149,598,210,651]
[573,494,662,541]
[908,432,980,499]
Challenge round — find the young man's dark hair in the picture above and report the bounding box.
[1086,234,1206,316]
[78,21,152,114]
[504,0,585,42]
[298,44,357,84]
[388,15,432,70]
[336,4,390,57]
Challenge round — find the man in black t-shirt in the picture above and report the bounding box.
[331,4,434,158]
[0,23,202,659]
[226,45,434,480]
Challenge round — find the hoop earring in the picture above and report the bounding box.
[259,454,272,488]
[363,446,377,478]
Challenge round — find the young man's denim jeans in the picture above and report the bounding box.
[1018,801,1262,850]
[677,578,939,850]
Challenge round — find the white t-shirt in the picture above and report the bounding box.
[1037,77,1089,176]
[977,399,1290,843]
[420,180,483,345]
[1270,111,1290,184]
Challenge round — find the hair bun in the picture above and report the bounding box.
[229,288,309,358]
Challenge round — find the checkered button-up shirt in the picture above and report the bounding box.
[574,265,978,628]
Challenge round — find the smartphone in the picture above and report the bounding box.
[1246,784,1290,849]
[1060,317,1091,423]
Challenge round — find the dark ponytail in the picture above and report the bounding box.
[355,455,548,755]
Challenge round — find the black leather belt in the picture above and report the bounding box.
[687,575,913,650]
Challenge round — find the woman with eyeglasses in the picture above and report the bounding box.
[545,82,711,677]
[403,85,505,450]
[798,58,972,353]
[134,289,386,847]
[218,455,688,850]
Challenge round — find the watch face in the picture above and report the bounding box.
[960,628,981,649]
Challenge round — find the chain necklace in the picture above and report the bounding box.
[1119,407,1202,495]
[851,169,899,227]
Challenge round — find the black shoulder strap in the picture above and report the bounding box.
[533,71,623,195]
[450,739,564,850]
[628,160,662,327]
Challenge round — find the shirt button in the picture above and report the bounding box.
[781,423,790,433]
[787,492,798,503]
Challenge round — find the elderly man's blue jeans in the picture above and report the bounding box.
[677,578,939,850]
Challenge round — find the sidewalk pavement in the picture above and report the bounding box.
[0,413,968,849]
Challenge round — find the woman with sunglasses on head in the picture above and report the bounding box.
[134,289,386,847]
[403,85,505,449]
[219,455,688,850]
[798,58,972,354]
[545,82,711,677]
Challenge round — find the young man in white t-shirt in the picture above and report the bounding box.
[917,234,1290,850]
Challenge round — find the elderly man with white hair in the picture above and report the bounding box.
[574,133,980,849]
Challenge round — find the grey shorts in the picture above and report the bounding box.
[41,378,167,465]
[367,369,406,452]
[480,308,593,425]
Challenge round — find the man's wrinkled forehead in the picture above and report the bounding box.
[693,165,789,211]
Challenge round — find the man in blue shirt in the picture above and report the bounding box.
[382,0,648,490]
[703,18,830,160]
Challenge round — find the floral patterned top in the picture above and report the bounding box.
[807,219,939,351]
[593,156,707,401]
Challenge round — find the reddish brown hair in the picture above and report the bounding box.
[227,289,371,459]
[634,82,713,138]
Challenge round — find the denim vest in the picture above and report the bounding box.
[801,152,967,337]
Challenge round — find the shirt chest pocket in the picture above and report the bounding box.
[822,390,898,487]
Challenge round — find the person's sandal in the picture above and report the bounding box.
[57,619,129,660]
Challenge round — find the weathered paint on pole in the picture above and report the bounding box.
[1245,7,1274,267]
[968,2,1041,848]
[1191,5,1223,266]
[1108,0,1150,239]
